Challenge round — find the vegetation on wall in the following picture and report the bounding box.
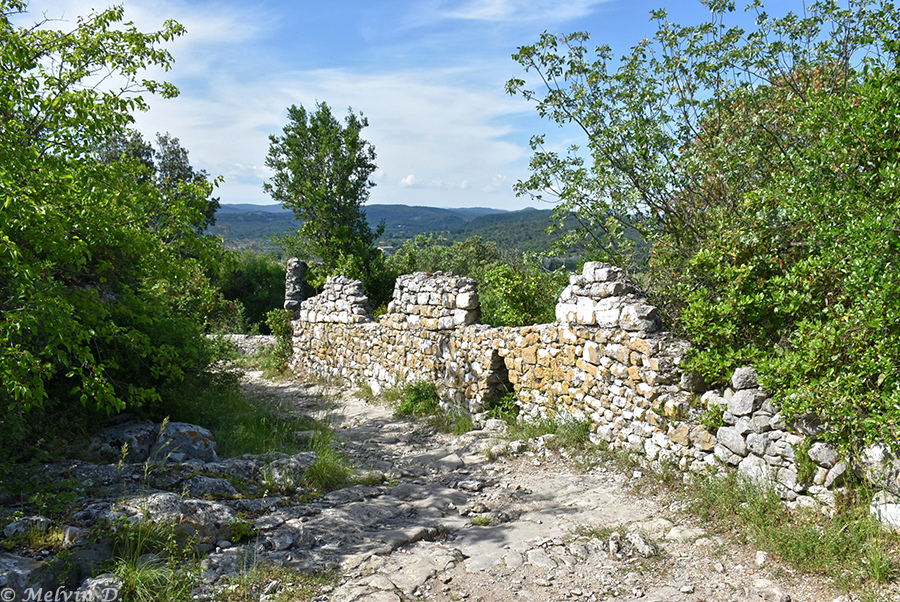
[509,0,900,449]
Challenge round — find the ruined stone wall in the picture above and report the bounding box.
[288,263,854,506]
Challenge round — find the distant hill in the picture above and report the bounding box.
[208,203,568,255]
[444,208,564,255]
[364,205,506,237]
[215,203,290,214]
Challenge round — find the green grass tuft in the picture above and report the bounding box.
[394,380,442,417]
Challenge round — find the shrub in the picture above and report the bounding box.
[264,309,294,376]
[0,2,225,421]
[213,251,287,333]
[509,0,900,449]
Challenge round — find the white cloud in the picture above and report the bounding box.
[436,0,611,24]
[22,0,552,210]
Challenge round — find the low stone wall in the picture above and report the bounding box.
[287,262,892,511]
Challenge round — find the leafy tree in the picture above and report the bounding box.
[98,129,220,232]
[264,102,391,307]
[0,0,224,430]
[508,0,900,447]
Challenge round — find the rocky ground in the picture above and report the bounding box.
[0,367,877,601]
[241,370,854,602]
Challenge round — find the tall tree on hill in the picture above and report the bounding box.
[264,101,392,307]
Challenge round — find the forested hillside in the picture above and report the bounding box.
[210,203,572,256]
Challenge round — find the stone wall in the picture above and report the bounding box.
[298,276,372,324]
[287,262,886,509]
[382,272,480,331]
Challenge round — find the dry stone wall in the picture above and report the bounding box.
[298,276,373,324]
[287,261,884,509]
[382,272,480,331]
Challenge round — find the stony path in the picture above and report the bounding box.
[245,371,849,602]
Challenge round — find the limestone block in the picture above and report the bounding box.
[727,389,762,416]
[746,432,767,456]
[556,303,578,323]
[763,454,785,467]
[582,261,624,282]
[733,417,752,436]
[598,281,627,298]
[559,327,579,344]
[583,341,602,365]
[668,423,691,447]
[151,422,218,463]
[859,443,900,494]
[605,343,630,364]
[808,441,839,468]
[690,426,716,451]
[777,465,799,490]
[521,346,538,365]
[738,454,771,486]
[595,307,621,328]
[456,292,479,310]
[453,309,477,327]
[748,415,773,433]
[825,461,848,488]
[619,303,660,332]
[731,366,759,390]
[714,444,742,466]
[576,298,598,325]
[716,426,748,456]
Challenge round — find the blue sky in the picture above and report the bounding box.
[26,0,807,209]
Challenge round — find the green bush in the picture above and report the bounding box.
[394,380,442,418]
[509,1,900,449]
[485,391,520,423]
[480,255,567,326]
[212,251,286,333]
[0,2,227,424]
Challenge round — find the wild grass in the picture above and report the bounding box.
[300,431,351,494]
[683,468,900,592]
[389,380,474,435]
[160,371,326,458]
[109,517,197,602]
[217,564,337,602]
[505,415,592,451]
[162,363,353,494]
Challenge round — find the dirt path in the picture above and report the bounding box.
[243,370,850,602]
